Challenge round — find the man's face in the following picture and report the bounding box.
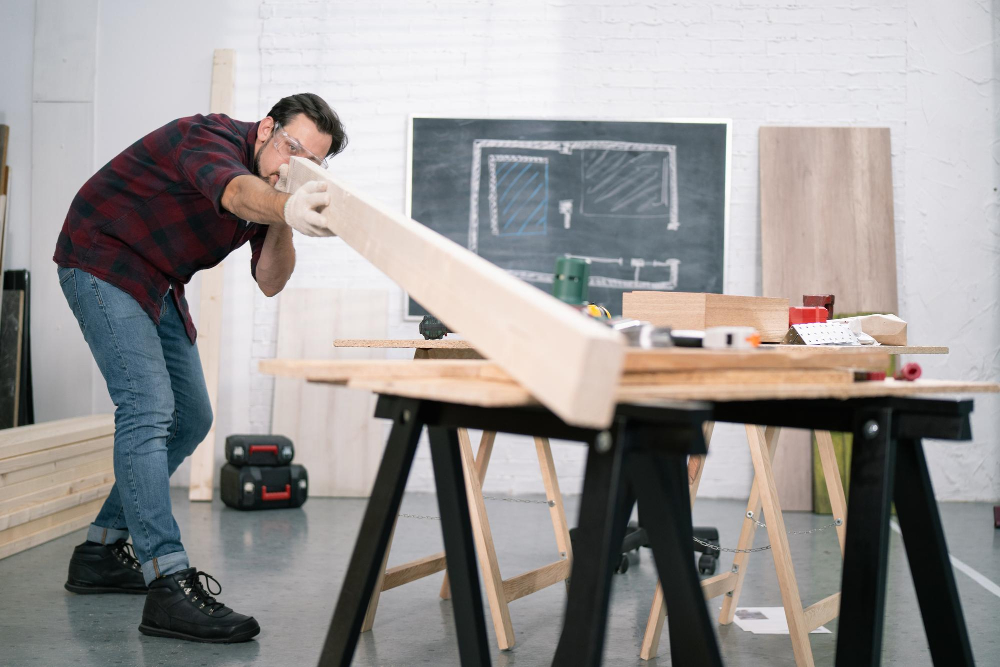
[253,113,334,187]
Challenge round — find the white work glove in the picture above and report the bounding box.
[283,180,335,237]
[275,163,290,193]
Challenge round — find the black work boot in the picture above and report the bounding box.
[139,568,260,643]
[65,539,148,594]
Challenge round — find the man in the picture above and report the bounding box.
[53,93,346,643]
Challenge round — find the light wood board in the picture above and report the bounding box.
[271,288,388,496]
[0,496,107,561]
[0,468,115,516]
[0,457,112,504]
[760,127,898,315]
[189,48,236,502]
[0,480,113,531]
[335,338,474,349]
[0,413,113,460]
[287,157,626,428]
[0,435,112,476]
[1,445,112,488]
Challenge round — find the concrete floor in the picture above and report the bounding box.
[1,489,998,666]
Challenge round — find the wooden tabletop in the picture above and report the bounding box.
[334,338,948,355]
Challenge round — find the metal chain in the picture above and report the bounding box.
[398,496,553,521]
[694,511,843,554]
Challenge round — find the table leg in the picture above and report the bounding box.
[428,426,492,666]
[361,517,397,632]
[441,430,496,600]
[553,425,633,667]
[835,408,895,667]
[641,421,715,661]
[629,445,723,667]
[815,430,848,555]
[318,399,425,667]
[893,438,974,666]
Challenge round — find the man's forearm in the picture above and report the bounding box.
[254,223,295,296]
[221,174,289,225]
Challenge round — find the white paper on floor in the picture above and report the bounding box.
[732,607,831,635]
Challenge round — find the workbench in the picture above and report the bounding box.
[261,347,996,667]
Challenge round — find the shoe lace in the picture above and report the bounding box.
[182,570,226,614]
[111,540,141,571]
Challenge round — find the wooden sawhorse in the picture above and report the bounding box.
[361,429,573,650]
[641,425,848,667]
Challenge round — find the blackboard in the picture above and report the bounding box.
[407,117,730,318]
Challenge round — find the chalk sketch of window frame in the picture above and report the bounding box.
[487,154,549,236]
[578,143,677,222]
[469,139,679,254]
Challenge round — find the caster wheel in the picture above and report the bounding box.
[615,553,630,574]
[698,553,717,576]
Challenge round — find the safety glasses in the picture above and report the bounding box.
[271,125,328,169]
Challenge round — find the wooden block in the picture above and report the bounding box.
[832,314,907,346]
[287,157,626,428]
[760,127,898,315]
[0,435,112,476]
[271,288,388,497]
[622,292,789,342]
[1,442,112,488]
[0,414,113,460]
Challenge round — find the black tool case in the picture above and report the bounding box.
[220,463,308,510]
[225,434,295,467]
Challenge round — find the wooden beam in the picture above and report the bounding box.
[0,436,112,476]
[803,592,841,632]
[381,551,447,591]
[0,497,107,560]
[0,414,113,460]
[0,480,113,531]
[0,468,114,515]
[700,571,738,600]
[0,458,112,504]
[286,157,626,428]
[1,445,112,488]
[189,48,236,501]
[623,347,890,373]
[502,560,571,604]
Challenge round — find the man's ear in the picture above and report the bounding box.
[259,116,275,140]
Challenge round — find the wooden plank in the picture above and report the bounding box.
[0,512,94,561]
[623,292,790,342]
[623,346,890,373]
[361,517,396,632]
[189,48,236,502]
[381,552,448,591]
[0,458,112,504]
[260,358,500,383]
[287,157,626,428]
[0,413,113,460]
[803,592,841,632]
[0,480,113,531]
[0,496,106,549]
[1,443,112,488]
[502,560,571,604]
[271,288,388,496]
[760,127,898,316]
[0,435,112,476]
[0,468,115,516]
[619,369,854,386]
[700,571,738,600]
[770,429,813,512]
[335,338,475,349]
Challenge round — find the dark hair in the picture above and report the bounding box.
[266,93,348,158]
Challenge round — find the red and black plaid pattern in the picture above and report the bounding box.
[54,113,269,343]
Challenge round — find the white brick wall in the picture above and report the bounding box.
[248,0,999,500]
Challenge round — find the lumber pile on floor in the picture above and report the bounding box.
[0,414,114,560]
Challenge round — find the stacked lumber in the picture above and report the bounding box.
[622,292,790,343]
[0,414,115,560]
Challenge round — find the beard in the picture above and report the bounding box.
[253,145,267,182]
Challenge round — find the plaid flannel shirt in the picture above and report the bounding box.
[54,113,269,343]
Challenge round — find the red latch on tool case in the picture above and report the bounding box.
[249,445,279,456]
[261,484,291,501]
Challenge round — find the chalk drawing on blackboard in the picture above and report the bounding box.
[507,255,679,290]
[486,154,549,236]
[470,139,678,253]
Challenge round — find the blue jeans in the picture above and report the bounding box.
[58,267,213,584]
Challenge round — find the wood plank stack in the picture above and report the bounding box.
[0,414,114,560]
[622,292,790,343]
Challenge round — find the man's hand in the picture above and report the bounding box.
[284,181,335,237]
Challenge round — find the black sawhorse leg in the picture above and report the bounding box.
[554,409,722,667]
[836,406,975,667]
[317,400,490,666]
